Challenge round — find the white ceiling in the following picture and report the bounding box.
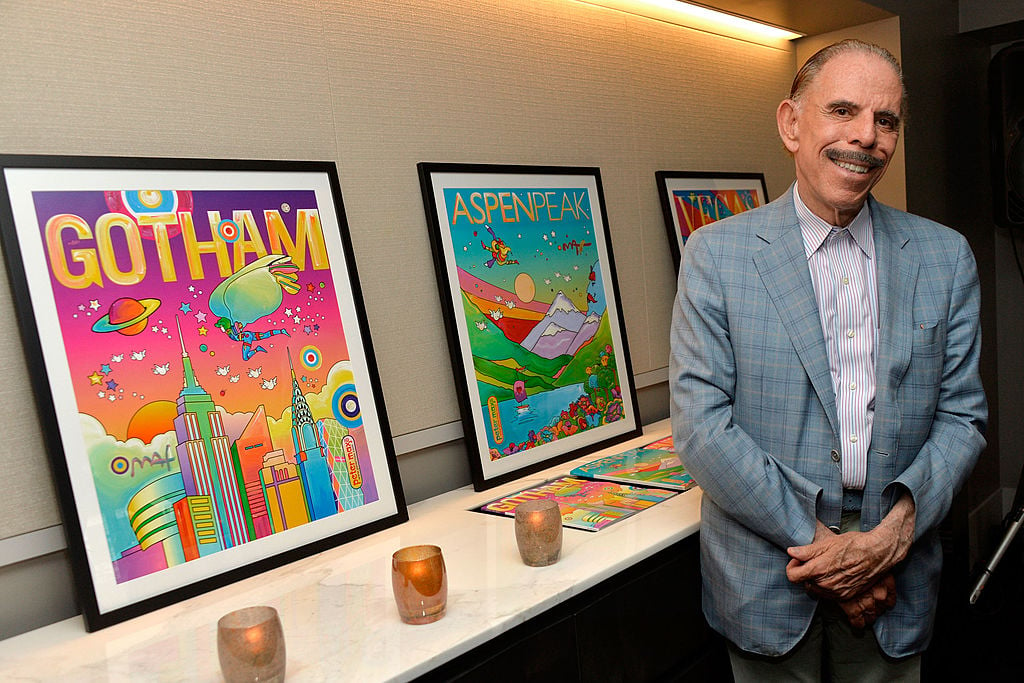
[698,0,894,36]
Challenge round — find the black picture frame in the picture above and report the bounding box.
[0,155,407,630]
[656,170,769,269]
[417,162,642,490]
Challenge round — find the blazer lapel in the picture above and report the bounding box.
[752,193,839,436]
[866,199,918,511]
[872,199,919,416]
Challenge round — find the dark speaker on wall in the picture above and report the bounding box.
[991,41,1024,229]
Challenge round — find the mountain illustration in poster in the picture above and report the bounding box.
[33,188,381,584]
[442,186,626,461]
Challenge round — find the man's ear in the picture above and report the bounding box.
[777,99,800,154]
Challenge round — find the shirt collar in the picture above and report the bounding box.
[794,182,874,261]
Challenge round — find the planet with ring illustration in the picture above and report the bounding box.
[91,297,161,336]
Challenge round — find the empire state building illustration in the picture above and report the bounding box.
[111,320,367,583]
[173,318,247,549]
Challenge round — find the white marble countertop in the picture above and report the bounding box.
[0,419,701,682]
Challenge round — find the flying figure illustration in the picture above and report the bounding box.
[481,225,519,268]
[210,254,299,361]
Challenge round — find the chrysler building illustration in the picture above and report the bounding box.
[288,349,337,520]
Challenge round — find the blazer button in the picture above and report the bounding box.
[830,449,841,463]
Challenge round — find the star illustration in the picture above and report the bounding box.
[89,300,101,311]
[179,302,192,314]
[106,380,118,390]
[304,325,312,334]
[88,371,104,385]
[198,326,208,336]
[100,364,112,374]
[195,311,207,323]
[306,283,315,292]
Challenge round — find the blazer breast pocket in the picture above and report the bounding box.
[912,319,942,356]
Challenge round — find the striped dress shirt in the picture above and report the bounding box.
[795,185,878,490]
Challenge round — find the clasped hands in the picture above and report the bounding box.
[784,495,916,629]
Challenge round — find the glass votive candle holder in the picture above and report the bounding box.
[515,499,563,566]
[216,605,286,683]
[392,544,447,624]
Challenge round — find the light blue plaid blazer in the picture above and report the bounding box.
[669,186,987,658]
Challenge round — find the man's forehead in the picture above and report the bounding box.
[804,53,903,111]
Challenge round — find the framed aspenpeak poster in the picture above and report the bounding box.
[656,170,769,268]
[418,163,641,490]
[0,156,407,630]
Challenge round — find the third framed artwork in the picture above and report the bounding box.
[656,170,769,268]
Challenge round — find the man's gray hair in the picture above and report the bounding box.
[789,39,908,123]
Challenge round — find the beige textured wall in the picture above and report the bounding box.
[0,0,801,540]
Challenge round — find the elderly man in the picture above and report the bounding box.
[670,40,987,680]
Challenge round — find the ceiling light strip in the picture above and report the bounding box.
[573,0,804,46]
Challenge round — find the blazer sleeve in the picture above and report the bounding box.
[890,234,988,537]
[669,230,821,550]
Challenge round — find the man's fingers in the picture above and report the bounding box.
[838,600,867,629]
[786,542,820,562]
[786,556,827,584]
[880,574,898,609]
[834,574,900,630]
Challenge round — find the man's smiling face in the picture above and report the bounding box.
[777,50,903,226]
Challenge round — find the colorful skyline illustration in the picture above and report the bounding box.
[33,187,380,582]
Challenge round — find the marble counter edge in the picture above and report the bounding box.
[0,419,703,681]
[396,497,702,679]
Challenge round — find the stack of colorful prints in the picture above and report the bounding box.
[475,475,677,532]
[570,435,696,491]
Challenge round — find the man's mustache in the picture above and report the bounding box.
[825,149,885,169]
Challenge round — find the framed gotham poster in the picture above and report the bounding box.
[418,163,641,490]
[656,170,769,269]
[0,156,407,630]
